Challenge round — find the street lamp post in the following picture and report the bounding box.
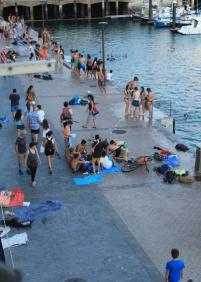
[40,0,46,29]
[172,0,177,28]
[98,21,108,72]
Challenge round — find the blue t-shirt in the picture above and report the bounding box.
[28,112,40,130]
[166,259,185,282]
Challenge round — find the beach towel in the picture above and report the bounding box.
[74,175,103,185]
[0,189,24,207]
[2,232,28,249]
[15,200,62,222]
[101,166,121,174]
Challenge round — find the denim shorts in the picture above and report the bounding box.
[11,105,19,112]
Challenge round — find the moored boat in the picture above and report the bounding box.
[177,15,201,34]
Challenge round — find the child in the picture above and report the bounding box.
[165,249,185,282]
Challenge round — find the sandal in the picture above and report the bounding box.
[82,125,87,128]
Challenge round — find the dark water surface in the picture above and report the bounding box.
[35,20,201,147]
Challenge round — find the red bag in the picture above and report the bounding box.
[0,189,24,207]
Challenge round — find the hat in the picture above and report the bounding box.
[133,76,139,81]
[0,263,22,282]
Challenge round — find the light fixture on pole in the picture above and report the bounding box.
[98,21,108,72]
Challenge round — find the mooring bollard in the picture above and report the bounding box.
[173,118,176,134]
[194,147,201,181]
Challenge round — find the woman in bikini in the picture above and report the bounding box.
[124,84,131,116]
[146,88,154,119]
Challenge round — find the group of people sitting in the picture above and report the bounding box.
[66,134,129,174]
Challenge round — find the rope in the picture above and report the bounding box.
[0,203,15,268]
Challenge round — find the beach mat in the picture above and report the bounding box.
[74,175,103,185]
[101,166,121,174]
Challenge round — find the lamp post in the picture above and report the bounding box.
[98,21,108,72]
[172,0,177,28]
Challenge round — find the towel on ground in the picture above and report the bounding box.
[74,175,103,185]
[2,232,28,249]
[101,166,121,174]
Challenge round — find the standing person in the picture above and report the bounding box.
[86,54,93,79]
[92,135,104,174]
[97,69,106,95]
[165,249,185,282]
[60,101,73,128]
[140,86,145,116]
[26,85,36,113]
[27,106,40,143]
[124,84,131,116]
[64,120,72,157]
[145,88,154,119]
[128,76,139,92]
[36,105,45,123]
[131,87,141,118]
[15,130,27,175]
[25,142,41,187]
[40,119,50,153]
[9,89,20,119]
[82,94,97,129]
[44,131,56,174]
[14,109,25,136]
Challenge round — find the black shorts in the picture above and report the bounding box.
[31,129,40,134]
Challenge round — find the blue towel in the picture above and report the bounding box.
[74,175,103,185]
[15,200,62,222]
[163,155,179,168]
[101,166,121,174]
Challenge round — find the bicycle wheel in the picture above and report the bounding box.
[121,162,140,172]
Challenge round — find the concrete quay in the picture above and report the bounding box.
[0,67,200,282]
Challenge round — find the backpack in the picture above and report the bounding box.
[175,143,189,152]
[154,164,170,174]
[61,108,72,124]
[153,152,164,161]
[163,170,177,184]
[45,138,55,155]
[42,72,53,80]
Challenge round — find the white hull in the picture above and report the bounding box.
[177,15,201,34]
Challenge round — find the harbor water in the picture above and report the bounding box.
[34,20,201,147]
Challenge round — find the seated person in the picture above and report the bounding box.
[100,151,113,169]
[66,147,74,163]
[70,152,85,173]
[109,140,128,161]
[76,139,89,158]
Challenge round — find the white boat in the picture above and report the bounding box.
[177,15,201,34]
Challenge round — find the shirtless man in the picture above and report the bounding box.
[78,54,86,78]
[128,76,139,95]
[97,69,106,95]
[146,88,154,119]
[86,54,93,79]
[131,87,141,118]
[76,139,89,158]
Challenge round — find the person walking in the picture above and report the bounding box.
[44,130,56,174]
[165,248,185,282]
[60,101,73,128]
[27,106,40,143]
[64,120,72,157]
[25,142,41,187]
[9,88,20,120]
[82,94,97,129]
[15,130,27,175]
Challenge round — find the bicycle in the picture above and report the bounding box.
[121,156,153,173]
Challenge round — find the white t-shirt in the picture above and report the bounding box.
[42,128,50,138]
[100,156,113,169]
[37,110,45,123]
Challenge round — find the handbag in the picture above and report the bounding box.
[92,104,99,116]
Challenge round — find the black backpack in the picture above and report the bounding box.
[163,170,177,184]
[45,139,55,155]
[61,108,72,123]
[154,164,169,174]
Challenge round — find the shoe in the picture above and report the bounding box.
[82,125,87,128]
[19,169,23,175]
[92,126,97,128]
[49,169,52,175]
[32,181,37,187]
[26,169,31,175]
